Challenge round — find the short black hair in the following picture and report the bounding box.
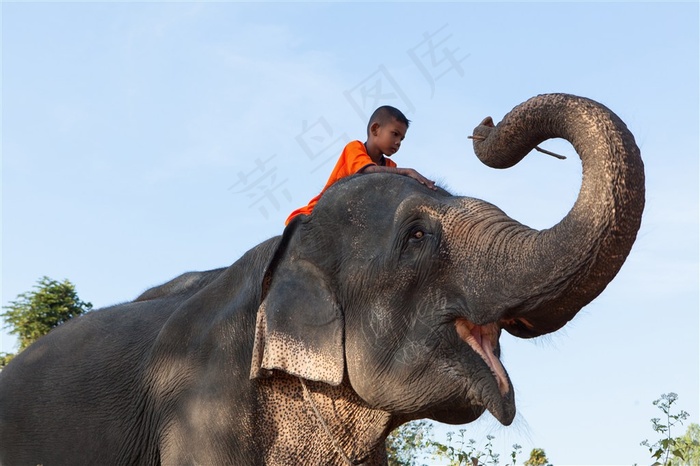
[367,106,410,134]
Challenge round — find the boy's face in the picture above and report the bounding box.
[371,119,408,157]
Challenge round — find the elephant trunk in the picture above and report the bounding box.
[467,93,645,338]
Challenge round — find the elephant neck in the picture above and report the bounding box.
[258,373,392,465]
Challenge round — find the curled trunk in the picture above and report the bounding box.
[470,93,645,338]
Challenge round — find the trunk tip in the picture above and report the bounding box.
[480,116,495,127]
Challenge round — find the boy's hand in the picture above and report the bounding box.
[400,168,437,190]
[362,165,437,190]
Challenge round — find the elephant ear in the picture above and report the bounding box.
[250,216,344,386]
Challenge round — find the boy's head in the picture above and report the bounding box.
[366,106,410,157]
[367,106,410,134]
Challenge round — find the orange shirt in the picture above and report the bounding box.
[285,140,397,225]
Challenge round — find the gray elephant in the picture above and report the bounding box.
[0,93,645,465]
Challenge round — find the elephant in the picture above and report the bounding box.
[0,93,645,465]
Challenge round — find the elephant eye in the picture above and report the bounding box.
[404,219,436,247]
[410,229,425,241]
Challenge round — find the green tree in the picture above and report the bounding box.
[669,423,700,466]
[387,420,432,466]
[523,448,551,466]
[1,276,92,356]
[640,392,694,466]
[386,421,524,466]
[0,352,14,367]
[431,430,495,466]
[429,431,521,466]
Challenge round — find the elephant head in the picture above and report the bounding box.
[0,93,645,466]
[251,93,645,428]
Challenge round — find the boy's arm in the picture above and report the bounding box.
[361,165,437,190]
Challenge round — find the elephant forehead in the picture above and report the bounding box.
[392,201,444,222]
[440,198,508,238]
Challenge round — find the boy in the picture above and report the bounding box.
[285,106,436,225]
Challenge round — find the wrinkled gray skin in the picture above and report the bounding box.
[0,94,645,465]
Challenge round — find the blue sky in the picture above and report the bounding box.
[2,2,698,464]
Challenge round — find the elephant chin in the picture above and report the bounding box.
[429,388,515,426]
[446,319,517,426]
[483,391,516,426]
[454,318,515,426]
[429,405,486,426]
[454,319,510,397]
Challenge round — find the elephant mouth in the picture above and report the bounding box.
[454,318,510,397]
